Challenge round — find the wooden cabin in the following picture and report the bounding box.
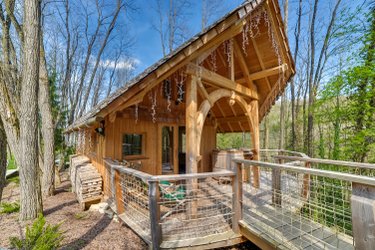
[65,0,294,192]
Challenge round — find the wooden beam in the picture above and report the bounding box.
[197,78,214,106]
[351,183,375,250]
[232,39,257,91]
[248,64,288,81]
[186,63,258,100]
[251,37,272,91]
[186,75,198,174]
[250,100,260,188]
[186,75,199,218]
[230,39,235,81]
[96,9,254,120]
[217,115,249,124]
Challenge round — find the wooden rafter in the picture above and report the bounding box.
[232,39,257,91]
[250,37,272,91]
[96,13,250,119]
[216,115,249,123]
[236,64,288,84]
[186,63,258,100]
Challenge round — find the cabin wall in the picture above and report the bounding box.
[75,115,217,188]
[104,115,159,175]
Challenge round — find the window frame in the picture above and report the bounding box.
[122,132,147,160]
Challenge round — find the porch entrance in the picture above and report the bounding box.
[161,126,186,175]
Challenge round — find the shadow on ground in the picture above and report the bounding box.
[60,215,112,250]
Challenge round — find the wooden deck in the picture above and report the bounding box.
[240,205,353,250]
[101,157,375,250]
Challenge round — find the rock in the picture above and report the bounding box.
[90,202,109,213]
[89,203,101,212]
[105,210,113,219]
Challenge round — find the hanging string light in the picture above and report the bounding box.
[176,71,185,104]
[135,103,139,123]
[242,22,250,56]
[163,79,172,112]
[77,130,82,153]
[149,90,157,123]
[210,50,217,72]
[223,39,233,66]
[88,131,92,152]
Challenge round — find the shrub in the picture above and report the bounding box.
[0,202,20,214]
[10,214,63,250]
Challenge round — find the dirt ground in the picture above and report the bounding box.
[0,174,147,250]
[0,173,258,250]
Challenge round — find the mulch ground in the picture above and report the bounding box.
[0,174,147,250]
[0,173,258,250]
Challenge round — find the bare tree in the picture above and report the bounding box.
[0,0,43,219]
[39,32,55,197]
[289,0,302,150]
[153,0,191,56]
[201,0,226,30]
[0,119,6,201]
[279,0,288,150]
[19,0,43,220]
[306,0,342,156]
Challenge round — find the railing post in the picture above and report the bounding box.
[272,159,282,206]
[149,180,162,250]
[110,166,117,212]
[302,161,311,200]
[232,162,243,234]
[351,183,375,250]
[115,169,124,214]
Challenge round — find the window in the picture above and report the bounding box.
[122,133,144,157]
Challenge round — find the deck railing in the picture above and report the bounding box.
[103,155,375,250]
[103,159,239,249]
[235,158,375,250]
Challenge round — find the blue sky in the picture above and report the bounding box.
[128,0,243,74]
[121,0,368,77]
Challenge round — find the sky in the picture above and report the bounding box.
[127,0,243,75]
[121,0,368,78]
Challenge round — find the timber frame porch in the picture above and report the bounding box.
[69,150,375,250]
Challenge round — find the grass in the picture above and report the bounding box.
[74,212,88,220]
[6,154,17,170]
[0,201,20,214]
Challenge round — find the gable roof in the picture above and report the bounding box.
[66,0,294,132]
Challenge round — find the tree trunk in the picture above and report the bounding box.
[278,0,288,150]
[306,0,319,157]
[19,0,43,220]
[0,119,6,202]
[263,116,269,149]
[39,35,55,197]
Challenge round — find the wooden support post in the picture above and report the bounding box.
[251,100,260,188]
[186,75,198,174]
[272,159,282,206]
[149,180,162,250]
[186,75,198,218]
[232,163,243,234]
[173,125,179,174]
[115,169,124,214]
[302,162,311,200]
[351,183,375,250]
